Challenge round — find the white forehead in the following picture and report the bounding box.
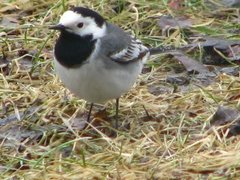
[59,11,81,25]
[58,10,106,39]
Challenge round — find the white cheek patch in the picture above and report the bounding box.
[80,18,106,39]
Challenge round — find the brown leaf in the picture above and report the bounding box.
[166,75,190,86]
[228,125,240,137]
[0,104,41,126]
[204,0,240,9]
[185,168,215,174]
[0,55,10,75]
[210,106,240,137]
[203,38,239,49]
[210,106,240,126]
[188,37,240,65]
[17,49,36,70]
[219,66,240,76]
[148,83,174,95]
[0,125,43,145]
[168,0,184,9]
[170,51,209,74]
[93,108,109,120]
[0,4,17,13]
[158,16,192,29]
[69,116,88,130]
[227,45,240,60]
[0,16,19,29]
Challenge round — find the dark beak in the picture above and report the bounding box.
[49,24,66,30]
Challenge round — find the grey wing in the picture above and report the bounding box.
[100,23,150,64]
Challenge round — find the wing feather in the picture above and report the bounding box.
[99,23,150,64]
[110,36,149,63]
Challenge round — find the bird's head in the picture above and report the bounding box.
[50,7,106,39]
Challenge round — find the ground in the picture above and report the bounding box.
[0,0,240,179]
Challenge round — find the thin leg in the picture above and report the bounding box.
[115,98,119,129]
[87,103,94,122]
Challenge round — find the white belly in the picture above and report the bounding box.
[53,58,143,103]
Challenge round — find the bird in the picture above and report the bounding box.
[50,6,169,129]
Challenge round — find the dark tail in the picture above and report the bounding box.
[149,45,193,55]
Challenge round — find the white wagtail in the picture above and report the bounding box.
[50,7,168,128]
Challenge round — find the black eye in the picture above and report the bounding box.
[77,23,83,28]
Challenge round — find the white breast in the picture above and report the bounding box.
[53,57,144,104]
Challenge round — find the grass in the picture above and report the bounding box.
[0,0,240,179]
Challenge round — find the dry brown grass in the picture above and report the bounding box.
[1,0,240,179]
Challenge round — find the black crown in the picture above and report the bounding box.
[71,7,105,27]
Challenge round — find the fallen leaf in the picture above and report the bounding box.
[0,166,8,173]
[193,72,216,86]
[0,125,43,145]
[219,66,240,76]
[185,168,215,175]
[170,51,209,74]
[17,49,35,70]
[148,83,174,95]
[204,0,240,9]
[226,45,240,61]
[0,16,19,29]
[210,106,240,126]
[59,146,73,158]
[217,0,240,7]
[0,4,17,13]
[0,55,10,75]
[186,37,240,65]
[228,125,240,136]
[69,116,88,130]
[166,75,190,86]
[93,108,109,120]
[191,37,240,50]
[210,106,240,137]
[168,0,184,9]
[158,15,192,30]
[0,104,41,126]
